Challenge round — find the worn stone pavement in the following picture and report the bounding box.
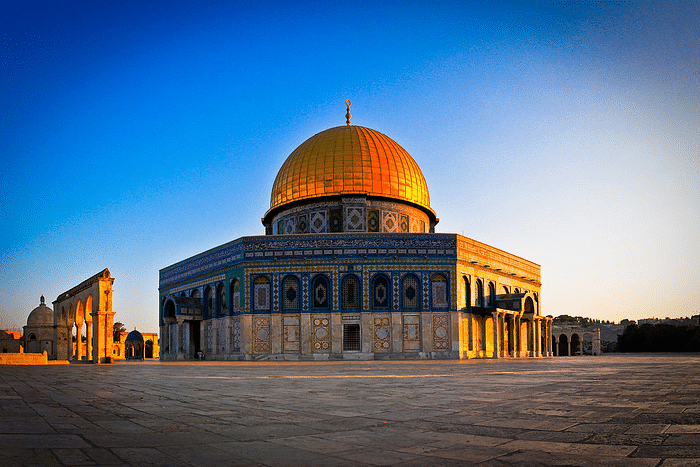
[1,355,699,466]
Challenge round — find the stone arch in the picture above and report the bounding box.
[216,282,227,316]
[230,278,241,314]
[524,296,535,316]
[163,299,176,322]
[463,276,471,311]
[502,285,509,294]
[145,339,154,358]
[558,334,569,356]
[487,282,496,307]
[74,300,87,360]
[191,288,200,298]
[476,279,484,307]
[203,286,214,318]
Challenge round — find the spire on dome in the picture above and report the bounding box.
[345,100,351,125]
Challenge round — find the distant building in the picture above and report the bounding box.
[23,296,54,357]
[552,325,601,356]
[113,330,159,359]
[0,330,21,353]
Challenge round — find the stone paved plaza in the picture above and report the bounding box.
[1,355,699,466]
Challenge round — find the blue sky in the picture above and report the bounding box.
[1,0,698,332]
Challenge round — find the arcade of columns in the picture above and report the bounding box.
[486,311,553,358]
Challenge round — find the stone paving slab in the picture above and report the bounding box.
[1,355,700,465]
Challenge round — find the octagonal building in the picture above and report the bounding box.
[159,106,551,360]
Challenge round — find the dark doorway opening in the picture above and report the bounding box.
[343,324,361,351]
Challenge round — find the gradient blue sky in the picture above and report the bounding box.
[2,0,698,333]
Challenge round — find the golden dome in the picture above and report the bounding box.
[268,125,432,215]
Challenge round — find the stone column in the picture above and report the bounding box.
[567,334,572,357]
[331,313,342,355]
[361,312,373,354]
[271,313,282,355]
[491,311,500,358]
[176,320,184,360]
[391,312,402,354]
[85,319,92,361]
[300,313,311,355]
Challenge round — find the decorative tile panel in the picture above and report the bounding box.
[373,316,391,351]
[232,318,240,352]
[433,314,449,350]
[400,214,409,233]
[382,211,398,232]
[310,211,327,233]
[283,315,300,352]
[297,214,309,234]
[403,314,421,351]
[330,208,343,232]
[302,276,309,311]
[345,206,365,231]
[312,316,330,351]
[253,316,271,353]
[367,209,379,232]
[283,217,296,235]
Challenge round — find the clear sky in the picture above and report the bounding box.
[1,0,698,333]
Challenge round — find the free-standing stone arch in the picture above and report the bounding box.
[53,269,115,363]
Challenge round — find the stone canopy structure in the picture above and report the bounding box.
[159,104,551,360]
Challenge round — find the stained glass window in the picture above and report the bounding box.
[253,276,270,312]
[402,274,419,310]
[312,275,330,310]
[218,284,227,316]
[204,286,213,317]
[372,274,390,309]
[231,279,240,314]
[282,275,300,311]
[342,275,359,310]
[431,274,448,309]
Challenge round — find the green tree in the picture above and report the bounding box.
[113,322,126,341]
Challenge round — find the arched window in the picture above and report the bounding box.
[282,275,300,311]
[217,283,227,316]
[341,275,360,310]
[253,276,271,312]
[164,300,176,320]
[191,289,200,298]
[230,279,240,314]
[372,274,390,310]
[524,296,535,315]
[431,273,448,309]
[488,282,496,307]
[476,279,484,307]
[463,276,471,311]
[514,288,520,294]
[311,275,330,310]
[502,285,509,295]
[204,286,213,318]
[402,274,420,310]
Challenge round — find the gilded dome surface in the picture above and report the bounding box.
[268,125,432,215]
